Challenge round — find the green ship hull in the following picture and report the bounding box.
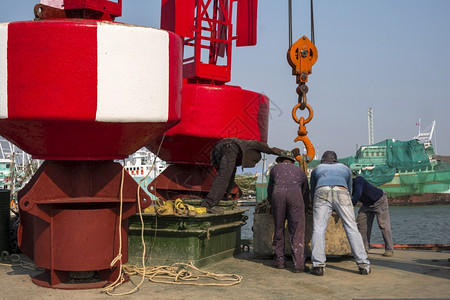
[257,139,450,205]
[343,139,450,203]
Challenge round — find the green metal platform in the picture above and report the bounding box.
[128,203,247,268]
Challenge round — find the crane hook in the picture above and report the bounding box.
[294,135,315,163]
[292,103,315,162]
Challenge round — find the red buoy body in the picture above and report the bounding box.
[0,16,183,289]
[0,20,182,160]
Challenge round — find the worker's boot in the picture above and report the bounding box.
[310,267,324,276]
[293,266,310,273]
[201,199,224,215]
[359,267,371,275]
[207,206,224,215]
[274,263,285,269]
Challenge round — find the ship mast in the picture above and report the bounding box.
[368,108,374,145]
[414,120,436,145]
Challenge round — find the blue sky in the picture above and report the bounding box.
[1,1,449,167]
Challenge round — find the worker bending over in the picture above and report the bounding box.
[309,151,371,276]
[352,172,394,257]
[202,138,283,214]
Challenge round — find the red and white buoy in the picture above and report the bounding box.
[0,0,182,289]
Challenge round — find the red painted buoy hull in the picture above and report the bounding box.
[0,120,174,160]
[17,160,151,289]
[147,83,269,164]
[0,20,182,159]
[0,18,182,289]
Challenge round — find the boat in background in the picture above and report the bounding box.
[0,158,12,190]
[318,121,450,205]
[0,137,41,206]
[119,147,168,200]
[256,121,450,205]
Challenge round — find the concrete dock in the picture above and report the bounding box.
[0,248,449,299]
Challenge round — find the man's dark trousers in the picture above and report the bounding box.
[204,142,239,208]
[271,188,306,270]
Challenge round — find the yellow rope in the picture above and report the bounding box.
[122,262,242,287]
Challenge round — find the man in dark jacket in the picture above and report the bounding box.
[352,173,394,257]
[268,150,310,273]
[202,138,283,214]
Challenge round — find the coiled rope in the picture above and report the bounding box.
[102,132,242,296]
[102,134,166,296]
[0,253,40,271]
[123,262,242,286]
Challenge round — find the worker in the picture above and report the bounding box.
[202,138,283,214]
[352,172,394,257]
[309,151,371,276]
[267,150,310,273]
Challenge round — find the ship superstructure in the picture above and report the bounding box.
[120,148,167,199]
[329,121,450,203]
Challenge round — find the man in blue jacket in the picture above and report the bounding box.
[352,173,394,257]
[310,151,370,276]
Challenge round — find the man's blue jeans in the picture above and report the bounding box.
[311,186,370,270]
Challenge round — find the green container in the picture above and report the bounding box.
[128,202,247,268]
[0,190,11,255]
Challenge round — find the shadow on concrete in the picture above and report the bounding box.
[368,252,450,280]
[2,254,42,278]
[233,249,355,271]
[233,250,275,267]
[234,248,450,280]
[326,264,360,275]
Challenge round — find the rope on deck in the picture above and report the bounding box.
[102,135,242,297]
[0,253,40,271]
[123,262,242,286]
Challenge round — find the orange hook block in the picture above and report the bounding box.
[294,135,316,163]
[287,36,318,83]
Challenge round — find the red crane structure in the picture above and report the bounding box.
[147,0,269,201]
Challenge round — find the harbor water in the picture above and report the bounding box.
[241,204,450,244]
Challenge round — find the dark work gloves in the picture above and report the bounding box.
[291,147,300,158]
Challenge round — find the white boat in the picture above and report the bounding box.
[119,147,168,199]
[0,137,42,210]
[0,137,41,191]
